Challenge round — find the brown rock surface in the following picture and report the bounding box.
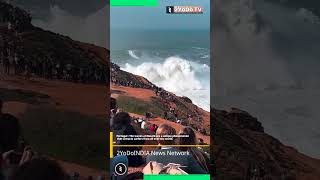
[213,108,320,179]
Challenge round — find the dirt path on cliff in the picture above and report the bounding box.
[0,74,107,117]
[129,113,210,144]
[0,74,107,177]
[111,84,156,101]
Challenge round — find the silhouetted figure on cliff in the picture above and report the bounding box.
[0,99,21,152]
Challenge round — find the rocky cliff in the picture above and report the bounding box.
[212,108,320,180]
[0,1,32,31]
[0,1,109,80]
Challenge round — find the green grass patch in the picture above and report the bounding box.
[20,106,107,170]
[117,96,165,116]
[175,98,191,116]
[0,88,50,105]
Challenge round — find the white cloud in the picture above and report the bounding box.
[32,5,109,48]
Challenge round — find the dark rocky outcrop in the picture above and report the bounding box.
[0,1,108,63]
[0,1,109,81]
[212,108,320,180]
[0,1,32,31]
[181,96,193,104]
[228,108,264,132]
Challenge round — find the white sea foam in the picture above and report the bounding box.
[200,55,210,59]
[128,50,140,59]
[123,56,210,111]
[192,47,207,50]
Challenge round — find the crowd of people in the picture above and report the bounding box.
[110,63,209,135]
[0,98,106,180]
[0,42,108,83]
[0,11,108,84]
[110,98,211,179]
[110,63,151,89]
[132,117,158,134]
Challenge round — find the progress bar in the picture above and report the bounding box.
[111,0,158,6]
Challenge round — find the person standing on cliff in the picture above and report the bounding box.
[24,58,31,80]
[13,52,19,75]
[2,42,9,75]
[0,98,21,152]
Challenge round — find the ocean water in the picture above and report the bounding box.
[111,29,210,111]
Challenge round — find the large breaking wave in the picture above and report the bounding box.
[123,56,210,111]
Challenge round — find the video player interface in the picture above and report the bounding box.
[110,0,211,179]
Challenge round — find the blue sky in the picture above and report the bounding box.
[110,0,210,30]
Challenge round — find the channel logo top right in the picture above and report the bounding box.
[166,6,203,14]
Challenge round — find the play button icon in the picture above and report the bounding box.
[115,163,127,176]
